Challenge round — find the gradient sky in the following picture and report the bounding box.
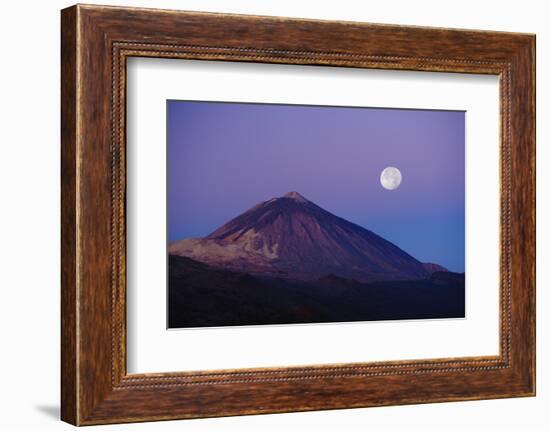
[167,101,465,272]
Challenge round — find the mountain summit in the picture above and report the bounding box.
[283,191,309,202]
[169,192,440,282]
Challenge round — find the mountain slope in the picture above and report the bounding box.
[169,191,435,282]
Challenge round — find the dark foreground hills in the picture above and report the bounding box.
[168,255,465,328]
[168,192,464,328]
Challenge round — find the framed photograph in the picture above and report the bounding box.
[165,101,466,329]
[61,4,535,425]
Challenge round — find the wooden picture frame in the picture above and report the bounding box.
[61,4,535,425]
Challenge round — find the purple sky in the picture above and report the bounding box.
[167,101,465,272]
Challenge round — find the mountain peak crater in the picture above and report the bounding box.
[283,191,309,202]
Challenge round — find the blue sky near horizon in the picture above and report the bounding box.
[167,100,465,272]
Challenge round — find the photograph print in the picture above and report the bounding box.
[167,100,465,329]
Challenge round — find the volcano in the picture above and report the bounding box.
[169,191,444,283]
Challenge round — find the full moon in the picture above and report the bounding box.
[380,167,402,190]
